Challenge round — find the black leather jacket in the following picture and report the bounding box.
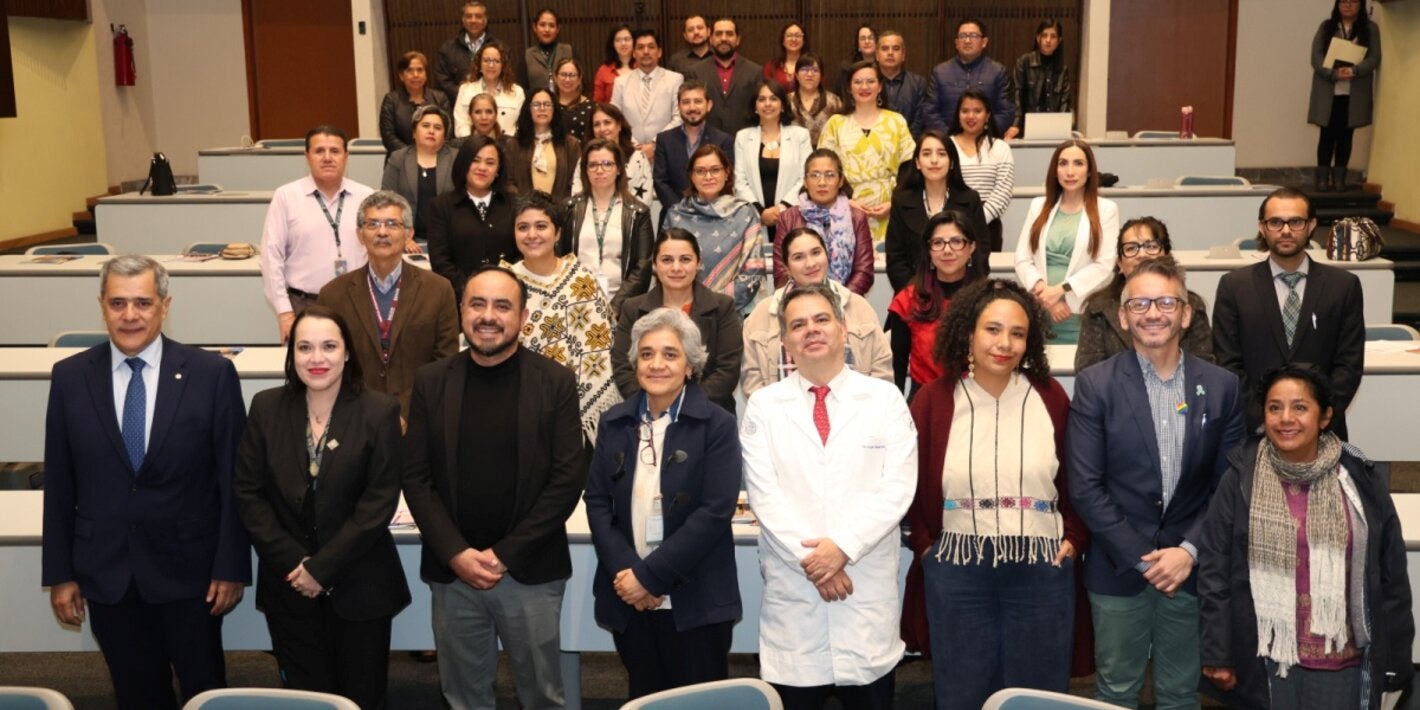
[558,194,655,312]
[1009,51,1072,131]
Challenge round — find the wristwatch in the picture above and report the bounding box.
[1061,282,1073,293]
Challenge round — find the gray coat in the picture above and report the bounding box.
[1309,20,1380,128]
[380,145,456,214]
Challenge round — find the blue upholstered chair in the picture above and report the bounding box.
[182,688,360,710]
[619,679,783,710]
[982,688,1121,709]
[0,686,74,709]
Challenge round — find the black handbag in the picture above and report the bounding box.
[140,152,176,195]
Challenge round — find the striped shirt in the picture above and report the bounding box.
[952,135,1015,222]
[1137,350,1188,509]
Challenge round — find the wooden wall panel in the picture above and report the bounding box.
[5,0,87,21]
[1107,0,1235,137]
[0,6,13,119]
[244,0,360,140]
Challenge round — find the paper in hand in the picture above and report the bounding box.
[1323,37,1367,70]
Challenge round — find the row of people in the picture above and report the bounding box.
[43,232,1403,709]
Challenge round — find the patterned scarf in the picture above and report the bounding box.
[531,130,553,175]
[797,193,856,285]
[1248,432,1369,676]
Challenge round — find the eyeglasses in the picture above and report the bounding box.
[529,101,554,110]
[806,170,840,181]
[957,32,983,41]
[555,72,580,80]
[481,57,503,65]
[692,166,725,178]
[587,160,617,172]
[1262,217,1310,232]
[929,236,970,252]
[1122,296,1185,314]
[784,32,805,39]
[361,219,407,231]
[1120,240,1163,258]
[638,420,658,466]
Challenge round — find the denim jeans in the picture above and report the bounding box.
[922,547,1075,710]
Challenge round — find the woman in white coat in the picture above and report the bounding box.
[734,80,813,239]
[1012,139,1118,343]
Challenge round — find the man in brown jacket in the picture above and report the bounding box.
[318,190,458,422]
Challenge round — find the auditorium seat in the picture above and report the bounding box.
[47,332,109,348]
[1366,324,1420,341]
[1132,130,1180,140]
[184,242,228,255]
[254,138,305,148]
[1176,175,1250,187]
[620,679,783,710]
[348,138,383,148]
[182,688,359,710]
[982,688,1119,709]
[0,686,74,709]
[25,244,114,256]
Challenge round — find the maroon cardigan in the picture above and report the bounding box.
[773,205,875,295]
[901,372,1095,676]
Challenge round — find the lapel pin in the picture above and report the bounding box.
[1195,384,1205,397]
[175,373,183,380]
[326,439,339,450]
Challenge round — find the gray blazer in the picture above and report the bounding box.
[1308,20,1380,128]
[381,145,456,212]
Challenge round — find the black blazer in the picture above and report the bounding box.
[1212,259,1364,438]
[378,87,452,153]
[235,387,410,620]
[652,126,734,218]
[612,282,743,414]
[426,189,519,298]
[583,382,743,633]
[558,193,655,312]
[689,56,764,135]
[883,185,990,291]
[401,348,586,585]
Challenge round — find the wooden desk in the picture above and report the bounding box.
[1002,185,1278,252]
[1010,137,1236,187]
[94,191,273,254]
[198,146,386,191]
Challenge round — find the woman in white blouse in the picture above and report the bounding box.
[1012,139,1119,344]
[949,88,1016,253]
[453,41,525,138]
[734,80,813,233]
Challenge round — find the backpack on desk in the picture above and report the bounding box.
[140,152,176,196]
[1326,216,1383,261]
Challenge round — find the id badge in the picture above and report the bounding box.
[334,258,348,276]
[646,495,664,546]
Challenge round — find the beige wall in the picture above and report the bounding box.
[0,18,110,242]
[92,0,159,186]
[1367,1,1419,223]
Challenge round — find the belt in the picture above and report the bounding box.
[287,287,319,301]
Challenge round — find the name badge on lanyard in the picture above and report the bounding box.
[315,190,348,276]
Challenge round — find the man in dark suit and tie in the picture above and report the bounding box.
[42,255,250,710]
[317,190,458,423]
[1212,187,1365,438]
[689,17,763,135]
[401,265,585,708]
[1069,256,1245,709]
[653,80,735,217]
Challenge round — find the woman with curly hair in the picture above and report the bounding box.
[453,41,524,138]
[900,278,1088,710]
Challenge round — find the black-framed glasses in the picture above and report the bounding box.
[1120,240,1163,258]
[1122,296,1184,314]
[638,421,658,466]
[1262,217,1309,232]
[929,237,970,252]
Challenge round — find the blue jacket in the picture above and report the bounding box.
[925,55,1016,137]
[584,382,742,633]
[1067,350,1244,596]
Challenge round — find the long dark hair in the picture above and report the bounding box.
[933,279,1052,385]
[1027,139,1104,260]
[603,24,634,68]
[840,60,887,112]
[1324,0,1371,45]
[948,88,1001,151]
[910,209,985,322]
[1034,19,1065,64]
[590,102,635,156]
[515,88,567,149]
[850,23,876,62]
[284,306,363,395]
[452,134,512,194]
[1109,216,1172,296]
[900,129,971,193]
[773,22,808,75]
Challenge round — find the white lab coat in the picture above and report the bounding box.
[1012,195,1120,313]
[740,368,917,687]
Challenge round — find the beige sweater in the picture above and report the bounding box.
[740,281,894,398]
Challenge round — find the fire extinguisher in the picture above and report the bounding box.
[114,25,136,86]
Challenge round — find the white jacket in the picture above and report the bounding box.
[741,368,917,687]
[733,124,813,209]
[1012,195,1120,313]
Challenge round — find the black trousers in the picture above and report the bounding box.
[987,218,1004,253]
[771,668,896,710]
[264,598,395,710]
[611,609,734,699]
[1316,95,1355,169]
[87,581,227,710]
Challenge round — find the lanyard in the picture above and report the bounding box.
[591,197,618,264]
[314,190,348,258]
[305,419,331,488]
[367,272,402,362]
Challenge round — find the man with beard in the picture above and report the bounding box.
[667,14,712,76]
[1212,187,1364,438]
[653,80,735,215]
[1068,256,1244,709]
[689,17,762,135]
[401,265,584,709]
[435,1,494,100]
[612,29,684,162]
[316,190,458,423]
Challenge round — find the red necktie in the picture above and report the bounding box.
[810,385,830,444]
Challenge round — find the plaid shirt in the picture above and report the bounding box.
[1137,350,1188,509]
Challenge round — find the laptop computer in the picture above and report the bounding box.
[1024,113,1074,141]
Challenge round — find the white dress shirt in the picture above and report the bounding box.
[260,176,374,314]
[111,336,162,450]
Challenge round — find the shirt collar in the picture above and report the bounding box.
[467,191,491,207]
[1135,348,1185,384]
[639,387,687,424]
[794,364,851,398]
[302,175,350,201]
[1269,254,1311,278]
[111,335,163,374]
[369,261,404,293]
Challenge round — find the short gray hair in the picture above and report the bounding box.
[100,254,169,299]
[359,190,414,229]
[627,307,709,376]
[776,281,843,334]
[411,104,451,134]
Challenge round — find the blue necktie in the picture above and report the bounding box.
[122,357,146,473]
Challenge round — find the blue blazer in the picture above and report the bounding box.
[1067,350,1245,596]
[42,337,251,605]
[583,383,742,633]
[652,125,735,217]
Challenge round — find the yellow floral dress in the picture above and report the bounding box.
[818,109,917,243]
[504,254,622,440]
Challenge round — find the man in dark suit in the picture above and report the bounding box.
[318,190,458,422]
[1213,187,1365,438]
[1069,256,1245,709]
[401,265,585,709]
[435,1,494,100]
[689,17,762,135]
[42,255,250,710]
[876,30,933,139]
[653,80,734,215]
